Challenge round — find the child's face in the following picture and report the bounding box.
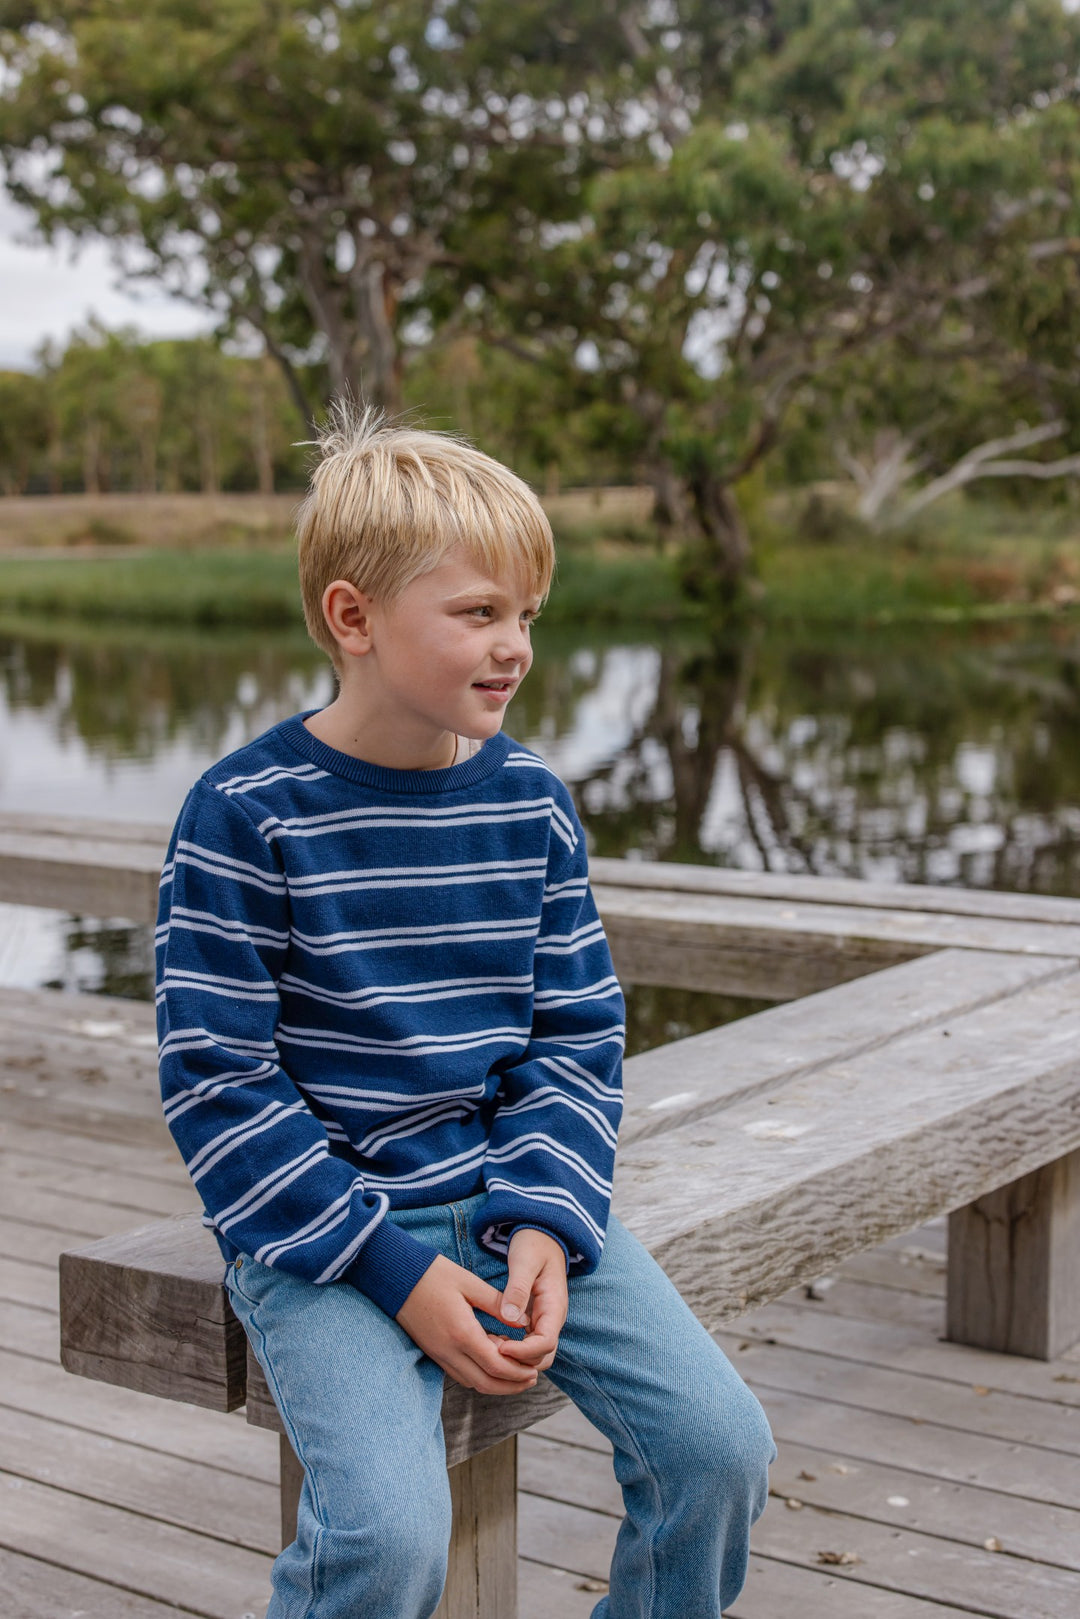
[362,546,541,746]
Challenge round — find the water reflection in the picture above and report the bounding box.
[1,614,1078,1044]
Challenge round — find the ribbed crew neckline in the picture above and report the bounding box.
[278,711,512,795]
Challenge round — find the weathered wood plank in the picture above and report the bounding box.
[0,1253,59,1311]
[613,965,1080,1326]
[59,1217,246,1411]
[620,946,1068,1144]
[590,854,1080,928]
[596,883,1080,999]
[948,1146,1080,1360]
[0,1300,57,1361]
[829,1244,946,1298]
[2,1154,197,1220]
[755,1386,1080,1509]
[719,1333,1080,1455]
[0,1181,145,1240]
[518,1559,601,1619]
[0,829,161,923]
[0,1116,182,1181]
[749,1494,1080,1619]
[767,1436,1080,1573]
[0,1214,87,1269]
[0,1547,203,1619]
[735,1301,1080,1410]
[727,1554,977,1618]
[0,986,165,1147]
[0,1346,278,1482]
[0,1471,273,1619]
[433,1438,518,1619]
[522,1427,1080,1574]
[0,1402,278,1555]
[785,1279,945,1334]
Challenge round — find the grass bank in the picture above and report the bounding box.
[0,488,1077,630]
[0,542,687,629]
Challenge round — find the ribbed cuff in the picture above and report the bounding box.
[342,1218,439,1318]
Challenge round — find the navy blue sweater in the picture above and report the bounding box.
[155,716,625,1317]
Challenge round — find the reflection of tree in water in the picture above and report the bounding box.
[0,627,330,764]
[572,622,1080,898]
[45,917,155,1001]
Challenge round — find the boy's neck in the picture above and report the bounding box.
[304,696,465,772]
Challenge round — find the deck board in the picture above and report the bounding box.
[4,1050,1080,1614]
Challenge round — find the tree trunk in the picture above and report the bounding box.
[682,468,752,604]
[250,376,275,494]
[197,416,220,494]
[83,419,103,495]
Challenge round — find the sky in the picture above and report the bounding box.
[0,192,214,371]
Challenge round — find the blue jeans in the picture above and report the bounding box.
[226,1193,774,1619]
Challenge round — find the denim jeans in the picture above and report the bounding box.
[226,1192,775,1619]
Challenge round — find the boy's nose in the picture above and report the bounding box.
[493,624,532,664]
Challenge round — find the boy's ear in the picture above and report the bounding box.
[322,579,376,660]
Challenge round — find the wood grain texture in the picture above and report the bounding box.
[433,1438,518,1619]
[613,965,1080,1328]
[590,853,1080,927]
[948,1146,1080,1360]
[0,1401,278,1555]
[0,986,166,1148]
[619,947,1070,1145]
[0,828,162,923]
[596,882,1080,1000]
[0,1469,273,1618]
[0,1546,203,1619]
[59,1216,246,1411]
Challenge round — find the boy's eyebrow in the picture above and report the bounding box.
[443,584,541,606]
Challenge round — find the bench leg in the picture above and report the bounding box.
[279,1433,304,1548]
[947,1146,1080,1360]
[278,1431,518,1618]
[434,1436,518,1619]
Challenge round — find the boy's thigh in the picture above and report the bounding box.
[226,1254,448,1530]
[547,1217,774,1478]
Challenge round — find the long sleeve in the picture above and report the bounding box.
[156,779,437,1315]
[472,804,624,1273]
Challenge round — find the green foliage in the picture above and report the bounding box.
[3,1,1080,597]
[0,324,307,493]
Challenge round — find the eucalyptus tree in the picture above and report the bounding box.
[0,0,655,420]
[459,0,1080,597]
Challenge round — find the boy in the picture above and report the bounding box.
[156,407,773,1619]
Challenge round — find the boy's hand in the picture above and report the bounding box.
[395,1255,541,1396]
[493,1229,569,1374]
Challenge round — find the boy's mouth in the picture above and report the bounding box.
[473,679,516,699]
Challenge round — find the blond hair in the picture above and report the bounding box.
[296,402,555,660]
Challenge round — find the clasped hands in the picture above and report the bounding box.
[396,1228,568,1396]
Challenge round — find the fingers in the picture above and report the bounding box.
[499,1251,541,1327]
[460,1268,521,1324]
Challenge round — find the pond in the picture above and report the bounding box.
[2,614,1078,1051]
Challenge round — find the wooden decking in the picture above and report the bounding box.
[3,1065,1078,1617]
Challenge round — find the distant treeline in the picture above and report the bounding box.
[0,322,633,499]
[0,325,303,497]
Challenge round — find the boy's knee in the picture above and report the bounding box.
[672,1377,774,1513]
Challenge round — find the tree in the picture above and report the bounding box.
[0,369,49,493]
[457,1,1080,598]
[0,0,653,420]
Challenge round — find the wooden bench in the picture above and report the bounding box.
[1,816,1078,1615]
[55,945,1080,1617]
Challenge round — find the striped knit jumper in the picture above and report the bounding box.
[155,715,625,1318]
